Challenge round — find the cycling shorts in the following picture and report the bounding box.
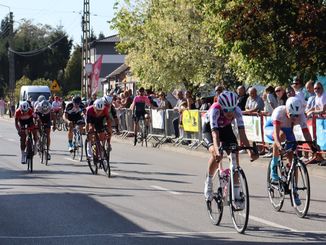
[67,114,84,124]
[202,124,237,149]
[133,112,148,122]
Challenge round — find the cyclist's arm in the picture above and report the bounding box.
[15,117,20,132]
[273,122,283,150]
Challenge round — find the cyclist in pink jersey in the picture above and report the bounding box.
[130,87,155,145]
[202,91,258,202]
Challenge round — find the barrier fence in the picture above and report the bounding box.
[115,108,326,155]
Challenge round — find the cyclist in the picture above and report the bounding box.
[64,96,85,152]
[265,97,318,205]
[15,101,38,164]
[85,99,111,158]
[52,96,62,119]
[202,91,259,205]
[130,87,155,146]
[35,100,55,160]
[103,95,120,134]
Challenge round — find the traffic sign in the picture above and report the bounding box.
[50,80,60,92]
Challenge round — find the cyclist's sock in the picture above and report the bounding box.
[271,156,280,180]
[271,156,279,169]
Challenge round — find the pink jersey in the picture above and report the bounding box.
[204,103,244,130]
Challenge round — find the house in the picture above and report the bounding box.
[90,34,125,95]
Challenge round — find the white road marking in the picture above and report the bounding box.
[7,138,16,142]
[151,185,181,195]
[249,215,298,232]
[64,157,79,163]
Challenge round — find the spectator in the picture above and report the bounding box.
[199,97,210,111]
[305,80,316,114]
[264,86,278,110]
[237,85,248,111]
[172,90,186,138]
[213,85,224,103]
[275,86,287,106]
[0,97,5,117]
[307,81,326,116]
[244,87,264,113]
[292,77,306,107]
[285,86,296,98]
[157,92,172,110]
[185,90,196,109]
[261,92,273,116]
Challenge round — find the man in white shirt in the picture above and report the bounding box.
[307,81,326,116]
[292,77,306,107]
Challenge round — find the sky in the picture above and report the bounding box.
[0,0,119,45]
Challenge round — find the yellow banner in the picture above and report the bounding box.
[182,110,199,132]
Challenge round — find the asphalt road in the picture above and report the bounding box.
[0,117,325,245]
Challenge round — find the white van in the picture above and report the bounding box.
[20,85,51,105]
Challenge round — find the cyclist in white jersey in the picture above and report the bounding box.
[202,91,259,202]
[264,97,318,205]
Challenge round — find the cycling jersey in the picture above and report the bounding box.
[35,104,52,128]
[132,95,151,114]
[15,108,35,127]
[203,103,244,132]
[64,102,85,123]
[86,106,110,131]
[202,103,243,148]
[271,106,307,129]
[52,101,62,112]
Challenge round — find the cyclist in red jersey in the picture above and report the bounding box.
[15,101,38,164]
[85,99,111,158]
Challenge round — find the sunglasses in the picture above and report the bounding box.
[275,90,281,93]
[314,87,321,91]
[223,108,235,113]
[289,114,299,118]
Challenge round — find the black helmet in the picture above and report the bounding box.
[73,96,82,104]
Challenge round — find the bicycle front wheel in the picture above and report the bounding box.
[266,160,285,211]
[291,160,310,218]
[229,167,249,234]
[26,136,34,173]
[85,139,97,174]
[207,186,224,226]
[79,133,83,162]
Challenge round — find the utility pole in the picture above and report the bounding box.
[81,0,91,99]
[8,11,15,99]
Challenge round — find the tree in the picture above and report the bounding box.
[199,0,326,85]
[63,45,82,94]
[111,0,223,92]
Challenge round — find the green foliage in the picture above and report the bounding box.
[63,45,82,94]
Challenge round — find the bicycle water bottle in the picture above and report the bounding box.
[280,165,287,182]
[220,168,230,197]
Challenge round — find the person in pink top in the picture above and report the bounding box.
[130,87,155,146]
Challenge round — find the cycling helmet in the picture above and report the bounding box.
[94,98,104,111]
[286,97,302,115]
[218,91,238,110]
[73,96,82,104]
[20,101,30,112]
[40,100,51,114]
[37,95,46,102]
[103,95,113,105]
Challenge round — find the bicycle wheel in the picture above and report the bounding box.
[26,135,33,173]
[79,133,83,162]
[206,184,224,225]
[229,167,249,234]
[290,160,310,218]
[101,144,111,178]
[57,117,63,131]
[85,139,97,174]
[266,160,285,211]
[44,135,49,166]
[72,132,77,160]
[39,136,44,163]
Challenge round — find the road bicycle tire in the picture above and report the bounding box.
[266,160,285,211]
[85,139,98,175]
[26,135,33,173]
[206,185,224,226]
[291,160,310,218]
[79,133,83,162]
[44,135,49,166]
[229,167,249,234]
[101,144,111,178]
[57,118,63,131]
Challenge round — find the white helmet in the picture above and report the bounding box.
[20,101,30,112]
[40,100,51,114]
[286,97,302,115]
[94,98,104,111]
[103,95,113,105]
[37,95,46,102]
[218,91,238,110]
